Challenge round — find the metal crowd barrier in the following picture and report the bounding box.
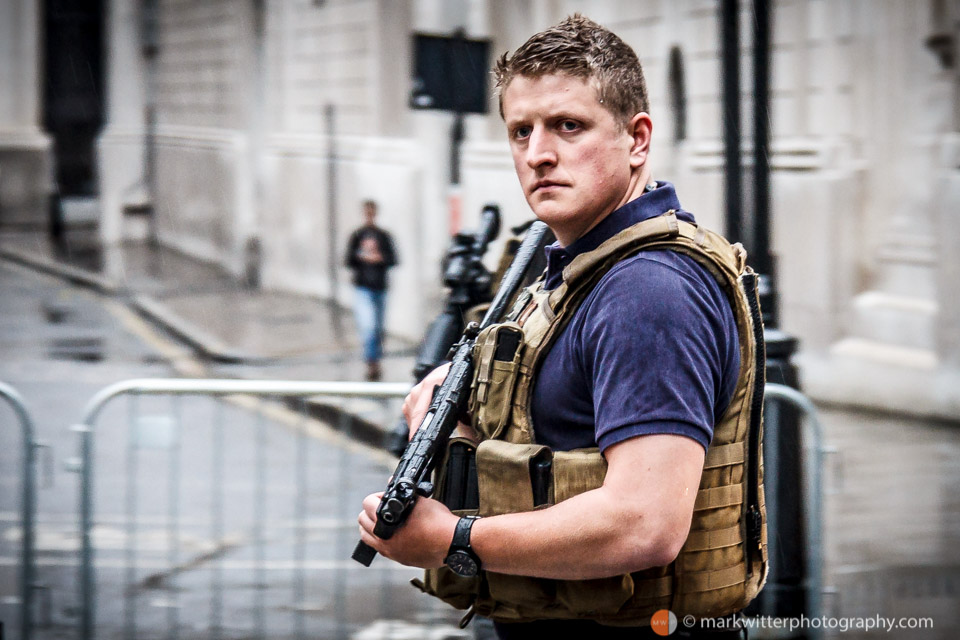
[69,379,425,640]
[64,378,831,640]
[762,383,830,639]
[0,381,49,640]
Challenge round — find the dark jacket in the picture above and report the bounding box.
[345,225,398,290]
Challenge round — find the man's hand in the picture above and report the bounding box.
[401,363,451,440]
[401,363,478,442]
[358,492,459,569]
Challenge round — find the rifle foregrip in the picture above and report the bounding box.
[352,541,377,566]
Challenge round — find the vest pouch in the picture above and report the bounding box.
[469,323,525,440]
[475,441,635,617]
[476,439,551,516]
[551,447,607,502]
[414,565,481,610]
[548,448,635,616]
[415,437,483,609]
[474,440,556,611]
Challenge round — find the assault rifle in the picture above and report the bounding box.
[384,204,503,457]
[352,220,550,566]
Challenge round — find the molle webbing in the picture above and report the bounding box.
[416,211,767,624]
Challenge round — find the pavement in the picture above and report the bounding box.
[3,222,960,639]
[0,227,418,369]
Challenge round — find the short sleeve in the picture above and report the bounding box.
[576,252,737,452]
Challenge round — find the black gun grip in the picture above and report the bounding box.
[352,541,377,566]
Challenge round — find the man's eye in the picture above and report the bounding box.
[513,126,532,139]
[559,120,580,132]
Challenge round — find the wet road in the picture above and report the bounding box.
[0,260,466,639]
[817,405,960,639]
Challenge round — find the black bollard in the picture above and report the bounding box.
[723,0,808,623]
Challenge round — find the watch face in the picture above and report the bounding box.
[445,550,479,577]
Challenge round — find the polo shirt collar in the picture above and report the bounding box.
[542,181,692,290]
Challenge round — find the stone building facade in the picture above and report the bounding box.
[0,1,50,226]
[2,0,958,419]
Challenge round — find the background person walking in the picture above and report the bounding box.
[345,200,398,381]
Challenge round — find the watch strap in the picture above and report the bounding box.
[451,515,479,551]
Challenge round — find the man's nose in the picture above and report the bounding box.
[526,129,557,169]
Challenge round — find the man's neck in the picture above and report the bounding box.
[554,168,653,247]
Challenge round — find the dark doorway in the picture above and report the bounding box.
[44,0,105,198]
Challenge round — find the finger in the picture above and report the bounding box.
[358,525,382,552]
[410,387,434,424]
[358,510,376,534]
[361,493,383,516]
[403,381,428,425]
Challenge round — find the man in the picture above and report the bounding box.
[359,15,765,638]
[345,200,398,381]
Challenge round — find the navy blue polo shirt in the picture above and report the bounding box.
[530,182,740,453]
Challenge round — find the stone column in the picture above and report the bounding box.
[371,0,413,136]
[0,0,52,227]
[97,0,148,244]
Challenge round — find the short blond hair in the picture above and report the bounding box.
[494,14,649,126]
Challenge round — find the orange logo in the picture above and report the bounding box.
[651,609,678,636]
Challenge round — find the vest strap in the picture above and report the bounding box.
[537,290,556,324]
[694,485,742,511]
[559,212,680,290]
[681,564,746,594]
[685,525,743,552]
[630,574,674,598]
[703,442,745,469]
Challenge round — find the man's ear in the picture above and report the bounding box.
[627,113,653,169]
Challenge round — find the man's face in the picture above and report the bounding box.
[503,74,640,245]
[363,204,377,225]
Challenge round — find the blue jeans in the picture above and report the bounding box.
[353,286,387,363]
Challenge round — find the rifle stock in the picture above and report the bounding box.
[353,221,549,566]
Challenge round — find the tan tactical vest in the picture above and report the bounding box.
[413,211,768,626]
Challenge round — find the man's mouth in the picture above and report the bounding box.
[532,180,565,193]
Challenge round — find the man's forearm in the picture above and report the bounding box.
[469,486,675,581]
[468,435,703,581]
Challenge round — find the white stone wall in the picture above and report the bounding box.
[796,0,960,418]
[150,0,252,268]
[766,0,864,351]
[155,1,245,129]
[256,0,433,338]
[268,0,376,136]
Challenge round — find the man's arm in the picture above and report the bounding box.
[472,433,703,579]
[358,431,704,580]
[382,230,398,268]
[344,231,360,268]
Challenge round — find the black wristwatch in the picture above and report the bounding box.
[444,516,482,577]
